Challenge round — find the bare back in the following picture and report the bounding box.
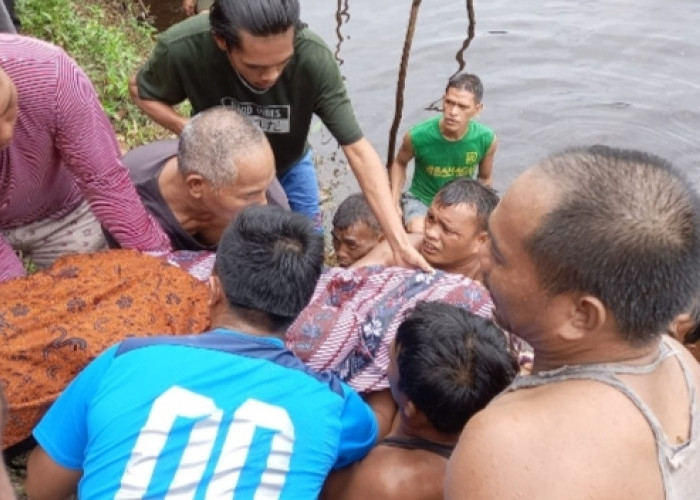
[325,441,450,500]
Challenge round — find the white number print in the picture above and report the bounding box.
[115,387,295,499]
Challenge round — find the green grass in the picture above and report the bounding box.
[15,0,174,148]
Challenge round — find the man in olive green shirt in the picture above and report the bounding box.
[130,0,428,270]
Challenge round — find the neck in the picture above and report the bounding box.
[159,159,218,238]
[393,418,459,447]
[439,118,469,141]
[210,308,283,340]
[440,256,482,281]
[530,334,662,373]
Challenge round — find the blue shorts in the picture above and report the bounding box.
[278,150,322,232]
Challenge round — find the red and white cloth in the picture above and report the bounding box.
[286,266,532,393]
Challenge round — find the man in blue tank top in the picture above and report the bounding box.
[25,205,378,499]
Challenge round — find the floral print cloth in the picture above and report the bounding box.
[286,266,533,393]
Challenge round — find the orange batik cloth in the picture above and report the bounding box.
[0,250,210,448]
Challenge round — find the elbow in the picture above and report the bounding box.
[128,75,141,104]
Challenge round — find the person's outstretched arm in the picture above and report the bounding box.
[388,133,414,215]
[343,138,432,272]
[53,52,171,253]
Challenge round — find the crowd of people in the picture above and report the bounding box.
[2,0,700,498]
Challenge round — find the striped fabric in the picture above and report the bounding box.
[0,34,171,282]
[285,266,533,393]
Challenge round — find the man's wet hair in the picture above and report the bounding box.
[394,302,517,434]
[332,193,382,234]
[210,0,302,51]
[215,205,323,332]
[445,73,484,103]
[528,145,700,345]
[178,106,268,189]
[433,178,499,231]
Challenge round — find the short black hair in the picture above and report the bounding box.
[332,193,382,234]
[395,302,517,434]
[433,178,499,231]
[210,0,301,51]
[529,145,700,345]
[215,205,323,331]
[445,73,484,103]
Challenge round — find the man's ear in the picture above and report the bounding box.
[475,102,484,114]
[185,174,205,199]
[213,34,228,52]
[404,399,418,419]
[566,294,607,341]
[471,230,489,254]
[669,313,695,342]
[208,274,224,307]
[404,400,432,427]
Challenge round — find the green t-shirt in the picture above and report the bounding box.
[408,116,495,206]
[137,15,364,175]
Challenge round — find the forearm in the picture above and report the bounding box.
[55,73,172,253]
[344,139,411,250]
[82,168,172,252]
[388,160,407,205]
[0,238,26,283]
[128,77,187,135]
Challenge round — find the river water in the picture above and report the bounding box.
[147,0,700,201]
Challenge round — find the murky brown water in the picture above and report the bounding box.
[147,0,700,200]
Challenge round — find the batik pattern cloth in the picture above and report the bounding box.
[0,250,210,448]
[286,266,533,393]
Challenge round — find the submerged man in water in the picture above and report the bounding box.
[390,73,497,233]
[354,178,497,282]
[332,193,384,267]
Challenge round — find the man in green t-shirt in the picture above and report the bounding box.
[130,0,429,270]
[389,73,497,233]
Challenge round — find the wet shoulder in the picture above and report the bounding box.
[349,446,445,500]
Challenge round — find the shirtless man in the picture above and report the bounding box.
[324,302,516,500]
[446,146,700,499]
[354,178,497,280]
